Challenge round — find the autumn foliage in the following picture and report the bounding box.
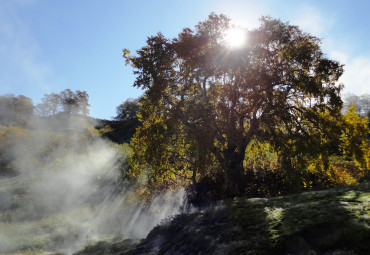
[124,14,369,198]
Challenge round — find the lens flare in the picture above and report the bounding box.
[224,27,246,48]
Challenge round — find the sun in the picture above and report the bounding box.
[224,27,246,48]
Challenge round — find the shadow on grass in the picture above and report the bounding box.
[129,198,272,255]
[132,185,369,254]
[267,185,370,254]
[132,205,235,254]
[74,184,370,255]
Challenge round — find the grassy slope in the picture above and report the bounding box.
[0,173,122,255]
[76,183,370,255]
[0,175,95,255]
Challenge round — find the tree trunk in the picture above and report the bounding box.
[224,150,246,197]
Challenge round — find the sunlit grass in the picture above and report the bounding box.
[0,212,78,254]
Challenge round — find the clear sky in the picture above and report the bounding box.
[1,0,369,119]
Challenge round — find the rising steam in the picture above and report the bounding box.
[0,114,187,254]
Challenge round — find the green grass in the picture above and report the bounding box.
[2,172,370,255]
[227,184,370,254]
[0,212,83,254]
[86,182,369,255]
[0,174,112,255]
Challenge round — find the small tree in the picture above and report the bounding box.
[114,98,141,121]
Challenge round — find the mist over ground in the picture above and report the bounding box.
[0,114,187,254]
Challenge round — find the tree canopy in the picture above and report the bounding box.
[35,89,90,116]
[125,14,344,196]
[114,98,141,122]
[0,94,34,127]
[342,93,370,117]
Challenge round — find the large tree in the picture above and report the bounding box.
[126,14,343,196]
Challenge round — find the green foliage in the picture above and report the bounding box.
[110,143,133,183]
[242,140,285,197]
[126,14,344,197]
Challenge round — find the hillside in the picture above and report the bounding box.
[76,183,370,255]
[94,118,140,144]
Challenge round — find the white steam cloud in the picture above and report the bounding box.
[0,114,186,254]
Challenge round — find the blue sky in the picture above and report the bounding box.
[1,0,369,119]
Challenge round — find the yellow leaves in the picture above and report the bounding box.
[96,125,113,136]
[303,181,313,189]
[122,48,136,67]
[126,13,350,197]
[0,125,28,136]
[0,126,29,147]
[244,139,279,171]
[330,160,363,185]
[343,106,368,133]
[340,105,370,170]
